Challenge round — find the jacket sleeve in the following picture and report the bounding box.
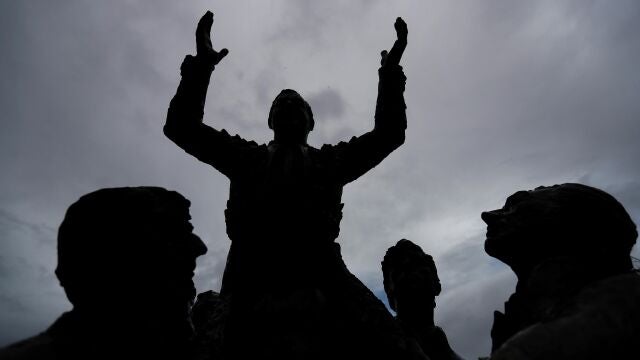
[164,55,258,179]
[329,64,407,185]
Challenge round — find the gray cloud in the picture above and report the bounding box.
[437,269,516,358]
[0,210,68,345]
[307,88,346,120]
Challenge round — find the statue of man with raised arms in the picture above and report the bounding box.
[165,11,425,360]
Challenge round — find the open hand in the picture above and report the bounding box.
[381,17,407,67]
[196,11,229,65]
[394,17,408,43]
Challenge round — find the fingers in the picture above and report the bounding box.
[394,17,408,41]
[395,17,408,44]
[196,11,214,56]
[197,11,213,38]
[193,11,229,65]
[218,48,229,62]
[394,17,407,30]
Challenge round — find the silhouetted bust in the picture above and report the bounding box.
[0,187,207,360]
[382,239,461,360]
[482,183,640,359]
[165,11,423,360]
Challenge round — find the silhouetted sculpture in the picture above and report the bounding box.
[190,290,228,360]
[382,239,461,360]
[482,183,640,359]
[165,11,426,360]
[0,187,208,360]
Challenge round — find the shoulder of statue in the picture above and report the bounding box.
[573,270,640,309]
[304,144,320,154]
[222,129,264,149]
[0,328,57,359]
[321,136,361,153]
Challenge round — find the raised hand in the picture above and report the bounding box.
[380,17,407,67]
[196,11,229,65]
[394,17,408,43]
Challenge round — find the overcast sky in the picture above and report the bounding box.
[1,0,639,357]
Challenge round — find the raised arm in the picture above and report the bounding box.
[165,12,255,178]
[332,18,409,185]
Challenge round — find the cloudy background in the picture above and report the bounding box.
[1,0,639,357]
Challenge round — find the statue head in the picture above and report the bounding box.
[55,187,208,326]
[382,239,441,313]
[482,183,637,274]
[268,89,314,144]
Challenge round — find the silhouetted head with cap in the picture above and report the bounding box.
[268,89,314,145]
[55,187,208,337]
[382,239,441,320]
[482,183,637,277]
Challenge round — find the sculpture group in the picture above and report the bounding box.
[1,11,639,360]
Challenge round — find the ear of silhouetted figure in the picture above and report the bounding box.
[483,183,640,359]
[0,187,207,360]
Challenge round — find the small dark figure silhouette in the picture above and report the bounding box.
[0,187,208,360]
[482,183,640,359]
[382,239,461,360]
[165,10,424,360]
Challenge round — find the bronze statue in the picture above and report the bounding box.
[165,11,426,360]
[382,239,461,360]
[0,187,208,360]
[482,183,640,359]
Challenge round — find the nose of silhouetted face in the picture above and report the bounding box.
[190,234,208,257]
[481,210,500,225]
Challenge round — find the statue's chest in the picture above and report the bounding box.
[231,146,341,210]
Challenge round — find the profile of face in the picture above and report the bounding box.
[56,187,208,323]
[481,188,557,265]
[268,89,314,144]
[145,205,208,313]
[481,183,637,270]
